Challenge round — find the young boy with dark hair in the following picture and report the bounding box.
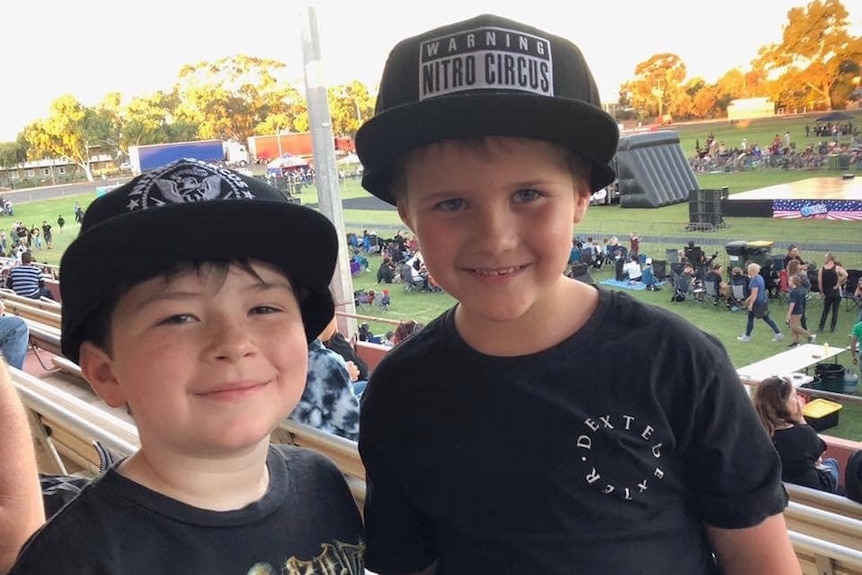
[355,14,798,575]
[9,159,364,574]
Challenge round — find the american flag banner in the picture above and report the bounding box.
[773,199,862,221]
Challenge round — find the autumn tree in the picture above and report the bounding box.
[173,56,305,142]
[253,83,308,136]
[327,80,376,136]
[23,95,115,182]
[621,53,688,121]
[755,0,862,110]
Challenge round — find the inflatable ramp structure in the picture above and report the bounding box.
[616,131,698,208]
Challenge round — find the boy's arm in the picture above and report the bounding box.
[747,285,758,308]
[704,514,800,575]
[0,360,45,572]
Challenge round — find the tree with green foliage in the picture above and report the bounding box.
[0,137,28,169]
[23,95,117,182]
[115,90,199,154]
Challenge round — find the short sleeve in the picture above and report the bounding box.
[678,353,787,529]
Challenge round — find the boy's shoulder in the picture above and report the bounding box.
[372,289,708,373]
[12,446,356,572]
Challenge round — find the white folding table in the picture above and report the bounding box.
[737,343,848,386]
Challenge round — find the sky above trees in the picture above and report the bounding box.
[1,0,861,143]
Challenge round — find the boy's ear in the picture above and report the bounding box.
[572,180,592,224]
[79,342,127,409]
[396,201,415,233]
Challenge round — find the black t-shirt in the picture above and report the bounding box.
[820,266,840,297]
[773,424,837,493]
[359,288,787,575]
[324,332,370,380]
[11,446,365,574]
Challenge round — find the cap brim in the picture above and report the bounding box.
[60,200,336,362]
[357,93,619,204]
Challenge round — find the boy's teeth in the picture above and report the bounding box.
[475,267,517,276]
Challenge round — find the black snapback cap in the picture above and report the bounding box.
[60,159,337,363]
[356,13,620,205]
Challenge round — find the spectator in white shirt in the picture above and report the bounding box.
[622,253,642,283]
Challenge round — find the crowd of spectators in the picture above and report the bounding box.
[690,126,860,174]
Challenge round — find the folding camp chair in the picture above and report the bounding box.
[354,290,375,309]
[728,279,748,312]
[843,269,862,313]
[671,273,704,304]
[776,270,791,304]
[702,274,722,306]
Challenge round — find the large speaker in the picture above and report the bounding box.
[688,189,725,227]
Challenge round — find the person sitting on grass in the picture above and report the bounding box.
[753,376,840,494]
[622,252,642,283]
[640,258,660,291]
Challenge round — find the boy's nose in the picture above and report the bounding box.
[208,317,256,361]
[472,207,518,254]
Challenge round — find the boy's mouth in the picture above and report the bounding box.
[469,265,525,276]
[197,380,268,399]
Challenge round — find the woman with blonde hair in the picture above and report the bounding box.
[737,262,783,342]
[753,376,840,493]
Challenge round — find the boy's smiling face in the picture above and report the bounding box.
[80,260,308,459]
[397,136,590,328]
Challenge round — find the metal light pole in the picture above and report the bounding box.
[301,5,357,336]
[276,127,283,158]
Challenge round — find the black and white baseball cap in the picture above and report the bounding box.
[60,159,337,362]
[356,13,619,205]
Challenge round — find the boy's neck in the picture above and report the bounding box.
[455,278,597,356]
[117,440,271,511]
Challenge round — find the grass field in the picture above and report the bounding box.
[5,119,861,440]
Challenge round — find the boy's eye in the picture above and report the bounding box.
[513,189,541,203]
[250,305,281,315]
[434,198,465,211]
[159,314,195,326]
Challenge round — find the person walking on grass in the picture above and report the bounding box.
[737,262,783,343]
[785,274,815,348]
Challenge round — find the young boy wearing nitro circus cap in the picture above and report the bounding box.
[355,14,799,575]
[9,160,364,575]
